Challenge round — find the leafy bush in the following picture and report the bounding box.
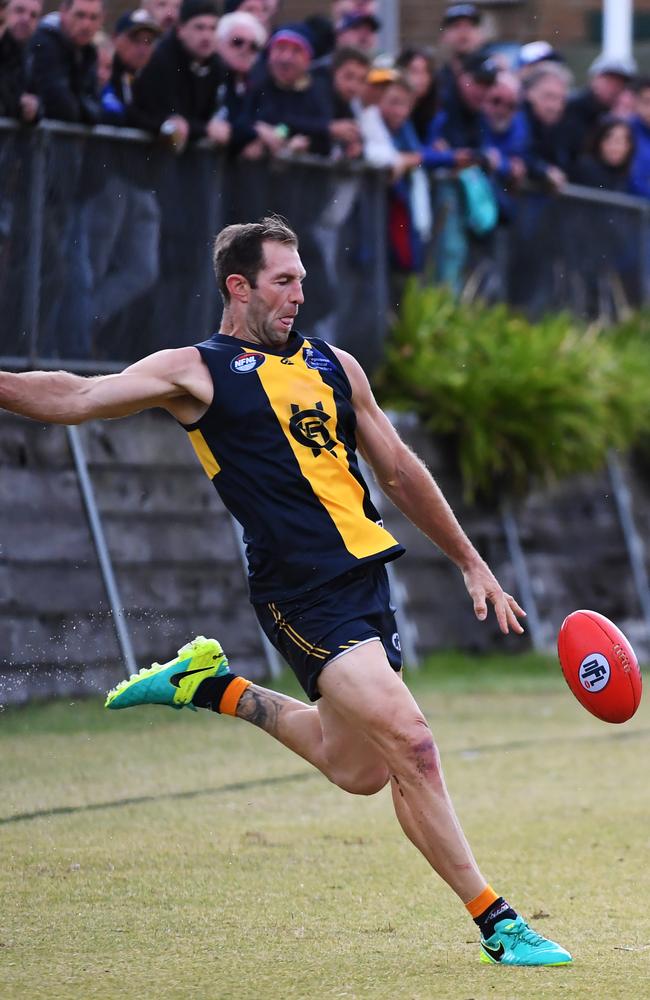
[375,282,650,501]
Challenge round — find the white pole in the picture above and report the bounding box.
[378,0,399,56]
[602,0,633,60]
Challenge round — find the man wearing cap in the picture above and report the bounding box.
[425,51,498,167]
[101,8,160,122]
[565,54,638,164]
[240,22,332,157]
[130,0,230,149]
[335,11,380,57]
[438,3,487,108]
[517,40,564,82]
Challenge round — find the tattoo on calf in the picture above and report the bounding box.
[236,686,290,734]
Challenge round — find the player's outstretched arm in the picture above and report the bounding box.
[334,347,525,635]
[0,348,210,425]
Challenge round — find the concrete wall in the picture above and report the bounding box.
[0,411,267,705]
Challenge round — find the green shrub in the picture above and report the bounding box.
[375,282,650,501]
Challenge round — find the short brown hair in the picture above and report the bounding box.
[332,46,371,73]
[213,215,299,303]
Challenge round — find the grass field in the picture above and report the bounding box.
[2,653,649,1000]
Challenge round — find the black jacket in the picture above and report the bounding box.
[240,69,331,155]
[565,88,610,163]
[570,154,632,194]
[0,29,32,118]
[130,31,224,139]
[522,101,575,181]
[26,20,101,124]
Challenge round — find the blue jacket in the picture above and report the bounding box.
[479,110,530,178]
[388,119,429,272]
[630,116,650,199]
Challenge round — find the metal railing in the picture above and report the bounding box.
[0,118,390,373]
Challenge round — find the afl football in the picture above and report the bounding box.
[557,610,642,723]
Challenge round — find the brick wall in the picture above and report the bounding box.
[280,0,650,48]
[81,1,650,50]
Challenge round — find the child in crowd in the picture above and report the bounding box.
[571,116,636,193]
[395,46,437,142]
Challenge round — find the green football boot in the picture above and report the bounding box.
[105,636,228,711]
[480,915,573,966]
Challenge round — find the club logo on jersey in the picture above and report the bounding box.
[230,352,266,374]
[303,347,336,373]
[289,401,337,457]
[392,632,401,652]
[579,652,611,692]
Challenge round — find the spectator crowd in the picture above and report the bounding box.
[1,0,650,351]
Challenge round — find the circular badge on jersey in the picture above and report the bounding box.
[231,352,266,374]
[392,632,401,652]
[579,652,611,692]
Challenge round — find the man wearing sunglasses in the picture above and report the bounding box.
[216,9,267,151]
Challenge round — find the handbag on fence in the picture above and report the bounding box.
[457,165,498,236]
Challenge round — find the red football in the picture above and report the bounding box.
[557,611,642,723]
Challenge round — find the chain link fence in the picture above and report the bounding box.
[0,119,389,373]
[429,178,650,322]
[2,118,650,375]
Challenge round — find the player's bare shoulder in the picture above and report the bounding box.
[330,346,373,404]
[147,346,214,424]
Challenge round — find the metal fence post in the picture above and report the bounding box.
[22,127,47,364]
[607,451,650,634]
[66,423,137,678]
[500,500,546,651]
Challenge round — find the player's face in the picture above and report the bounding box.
[247,242,306,348]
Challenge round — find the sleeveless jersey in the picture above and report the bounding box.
[182,331,404,602]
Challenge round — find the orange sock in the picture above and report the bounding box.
[219,676,251,716]
[466,885,499,919]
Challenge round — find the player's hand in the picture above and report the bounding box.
[462,559,526,635]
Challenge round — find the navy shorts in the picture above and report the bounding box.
[254,562,402,702]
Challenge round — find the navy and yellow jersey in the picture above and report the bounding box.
[182,331,405,602]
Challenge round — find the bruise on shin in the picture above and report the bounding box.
[410,736,442,782]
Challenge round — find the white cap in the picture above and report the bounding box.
[589,53,638,80]
[518,41,562,68]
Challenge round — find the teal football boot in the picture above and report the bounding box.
[480,916,573,966]
[105,636,228,711]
